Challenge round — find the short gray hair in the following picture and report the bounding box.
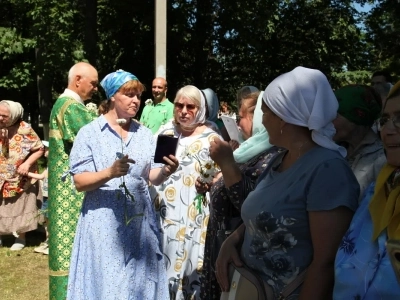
[174,85,201,107]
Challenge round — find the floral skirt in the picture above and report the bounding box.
[0,183,40,234]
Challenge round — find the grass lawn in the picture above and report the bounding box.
[0,230,49,300]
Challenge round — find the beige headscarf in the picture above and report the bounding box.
[0,100,24,127]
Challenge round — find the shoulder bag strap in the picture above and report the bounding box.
[279,269,307,299]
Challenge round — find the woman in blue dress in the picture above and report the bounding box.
[66,70,179,300]
[334,81,400,299]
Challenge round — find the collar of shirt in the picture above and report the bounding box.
[59,88,84,104]
[154,98,170,106]
[98,114,139,132]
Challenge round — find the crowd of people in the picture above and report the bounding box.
[0,61,399,300]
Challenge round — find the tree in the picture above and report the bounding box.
[364,0,400,81]
[0,0,395,126]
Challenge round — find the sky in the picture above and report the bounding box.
[353,2,375,13]
[352,2,376,29]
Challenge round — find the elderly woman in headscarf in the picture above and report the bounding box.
[151,85,221,299]
[333,85,386,202]
[198,91,281,299]
[0,100,44,250]
[202,88,231,141]
[215,67,360,299]
[66,70,179,300]
[334,81,400,299]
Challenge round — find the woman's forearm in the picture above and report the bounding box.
[149,167,169,186]
[28,168,48,180]
[73,168,114,192]
[230,223,246,246]
[219,162,242,188]
[25,149,44,166]
[299,262,334,300]
[28,172,45,180]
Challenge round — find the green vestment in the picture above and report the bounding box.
[48,96,95,300]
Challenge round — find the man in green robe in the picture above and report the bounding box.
[48,62,98,300]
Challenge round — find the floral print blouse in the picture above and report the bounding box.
[0,121,43,197]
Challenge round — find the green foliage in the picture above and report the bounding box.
[37,156,47,174]
[364,0,400,81]
[331,70,372,88]
[0,27,35,58]
[0,61,34,89]
[0,0,398,113]
[0,27,36,89]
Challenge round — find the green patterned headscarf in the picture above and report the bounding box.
[335,85,382,127]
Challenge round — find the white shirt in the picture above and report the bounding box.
[59,89,84,105]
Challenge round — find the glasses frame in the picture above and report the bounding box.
[174,102,197,111]
[377,115,400,131]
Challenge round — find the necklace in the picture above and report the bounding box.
[277,140,312,172]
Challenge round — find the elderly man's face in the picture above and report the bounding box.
[77,69,99,101]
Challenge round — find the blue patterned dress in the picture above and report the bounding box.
[334,182,400,300]
[241,147,359,298]
[67,116,168,300]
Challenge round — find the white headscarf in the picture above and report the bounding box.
[202,88,219,122]
[175,85,206,128]
[194,89,207,125]
[263,66,346,157]
[0,100,24,127]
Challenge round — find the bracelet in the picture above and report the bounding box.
[161,167,170,178]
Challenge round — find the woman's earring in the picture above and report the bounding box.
[280,129,283,135]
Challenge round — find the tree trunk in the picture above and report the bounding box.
[35,47,52,140]
[193,0,214,88]
[84,0,98,66]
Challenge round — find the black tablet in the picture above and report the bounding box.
[154,134,179,164]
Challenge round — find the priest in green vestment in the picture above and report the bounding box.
[48,62,98,300]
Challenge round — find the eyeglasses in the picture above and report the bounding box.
[377,115,400,131]
[174,102,197,111]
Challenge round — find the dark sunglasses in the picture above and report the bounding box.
[174,102,197,111]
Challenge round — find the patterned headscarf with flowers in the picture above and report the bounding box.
[335,85,382,127]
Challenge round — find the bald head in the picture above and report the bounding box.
[68,62,96,84]
[67,62,98,101]
[152,77,168,103]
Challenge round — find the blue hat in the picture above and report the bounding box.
[100,70,138,99]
